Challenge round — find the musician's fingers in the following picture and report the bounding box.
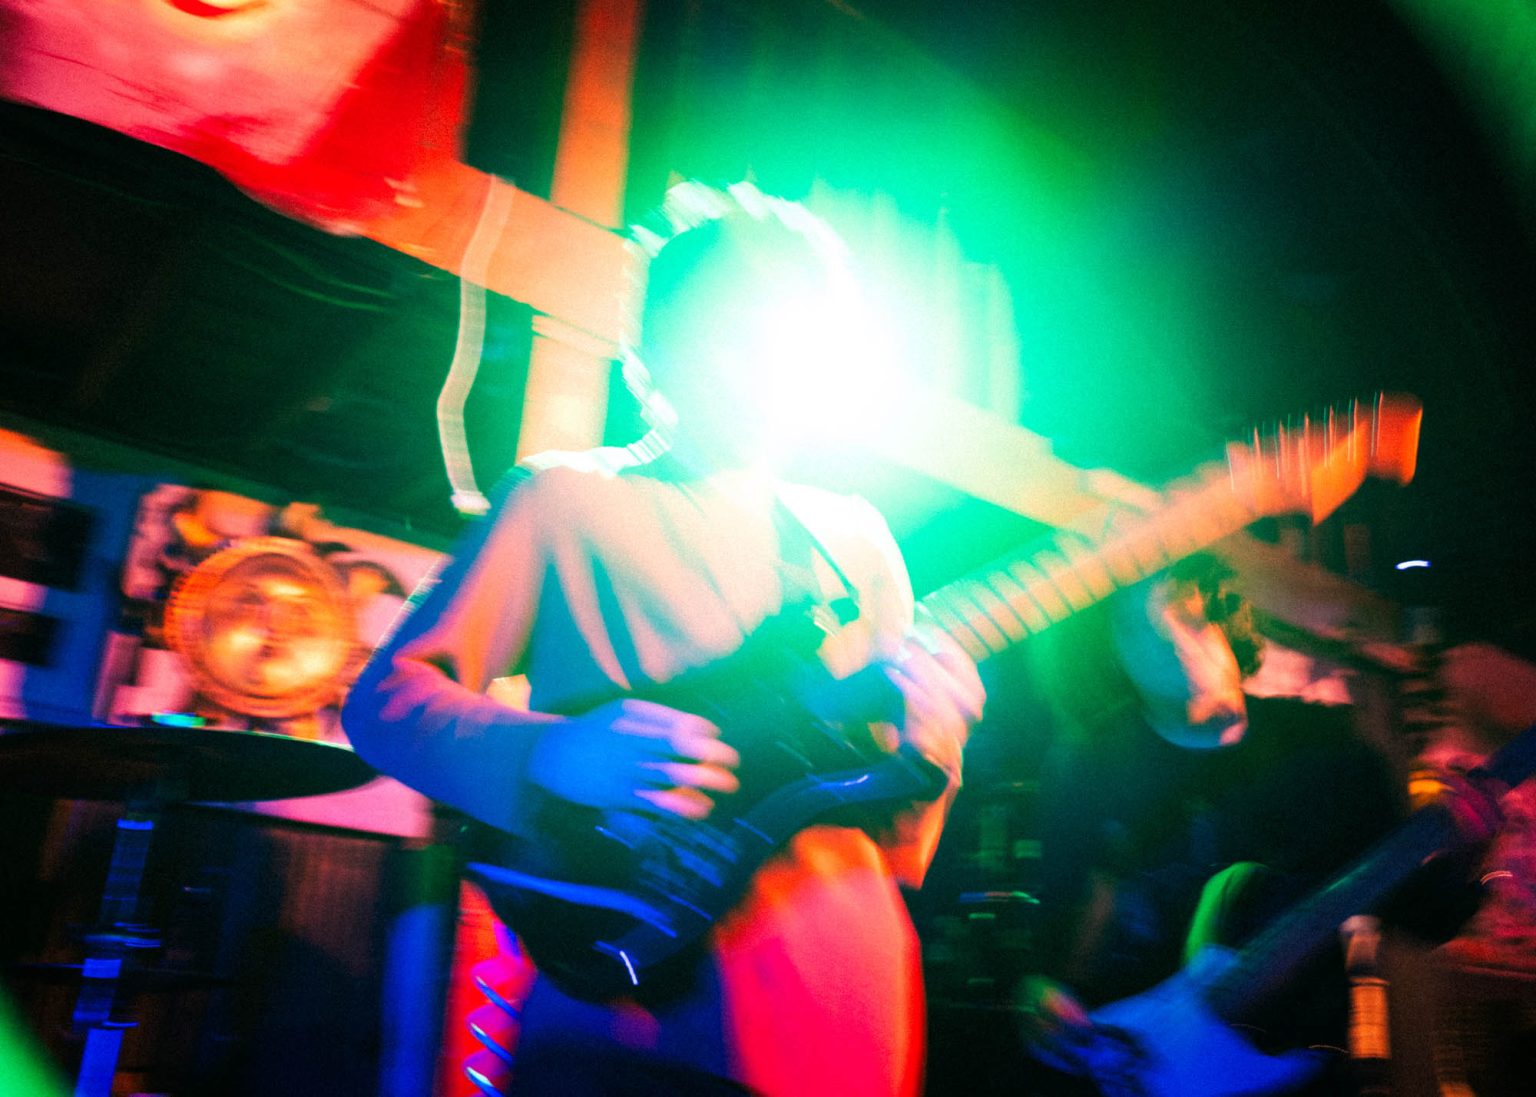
[1038,985,1090,1030]
[887,668,942,730]
[883,710,960,778]
[670,731,740,771]
[866,720,900,754]
[611,699,716,737]
[887,654,972,777]
[635,785,716,820]
[1016,976,1091,1037]
[891,650,982,733]
[899,631,985,723]
[644,760,741,796]
[607,701,727,766]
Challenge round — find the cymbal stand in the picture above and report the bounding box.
[69,774,183,1097]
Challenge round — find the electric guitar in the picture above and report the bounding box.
[1027,721,1536,1097]
[465,393,1425,1000]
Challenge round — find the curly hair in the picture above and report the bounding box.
[620,181,854,432]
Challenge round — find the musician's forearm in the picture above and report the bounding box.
[341,654,560,835]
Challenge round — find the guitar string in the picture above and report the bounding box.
[946,575,1025,653]
[931,486,1221,659]
[919,404,1357,665]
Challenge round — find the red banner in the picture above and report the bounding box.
[0,0,471,232]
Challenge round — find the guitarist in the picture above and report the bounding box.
[1015,555,1409,1089]
[341,181,984,1096]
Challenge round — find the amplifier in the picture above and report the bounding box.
[0,430,141,725]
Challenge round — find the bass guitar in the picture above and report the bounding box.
[1027,722,1536,1096]
[466,393,1424,1000]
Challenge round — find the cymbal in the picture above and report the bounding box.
[7,961,231,991]
[0,721,378,803]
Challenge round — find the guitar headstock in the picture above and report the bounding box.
[1226,393,1422,524]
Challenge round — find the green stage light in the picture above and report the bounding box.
[747,282,906,459]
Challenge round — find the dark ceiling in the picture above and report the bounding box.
[1,0,1533,655]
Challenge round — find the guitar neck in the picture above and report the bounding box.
[1202,722,1536,1024]
[1200,806,1460,1024]
[920,472,1260,663]
[917,393,1422,663]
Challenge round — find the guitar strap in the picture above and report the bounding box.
[769,493,861,632]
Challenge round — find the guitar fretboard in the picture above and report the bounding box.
[917,394,1420,662]
[1200,807,1458,1023]
[1201,721,1536,1023]
[921,472,1262,663]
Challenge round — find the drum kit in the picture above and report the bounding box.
[0,721,376,1097]
[0,505,411,1093]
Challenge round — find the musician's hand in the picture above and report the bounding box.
[526,699,741,819]
[884,627,984,783]
[1015,974,1094,1066]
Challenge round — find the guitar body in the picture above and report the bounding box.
[1035,948,1326,1097]
[1026,722,1536,1095]
[463,617,944,1000]
[467,747,941,999]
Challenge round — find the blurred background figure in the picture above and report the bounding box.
[1015,554,1415,1091]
